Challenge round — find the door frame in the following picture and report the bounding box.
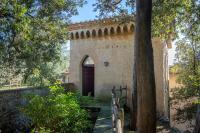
[81,55,95,97]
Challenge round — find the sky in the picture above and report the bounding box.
[69,0,176,65]
[168,43,176,65]
[71,1,97,23]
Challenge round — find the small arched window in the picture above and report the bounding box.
[98,29,102,37]
[75,32,79,39]
[80,31,84,39]
[123,25,128,33]
[130,24,134,32]
[86,31,90,38]
[116,26,121,34]
[70,33,74,39]
[110,27,114,35]
[92,29,96,37]
[104,28,108,36]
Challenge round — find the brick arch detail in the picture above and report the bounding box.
[69,23,134,40]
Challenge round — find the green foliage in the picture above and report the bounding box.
[0,0,85,87]
[174,0,200,92]
[21,83,90,133]
[77,95,95,106]
[171,87,198,100]
[176,69,200,90]
[169,64,181,74]
[175,34,200,90]
[152,0,192,39]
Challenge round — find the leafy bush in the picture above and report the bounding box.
[170,87,198,100]
[75,92,95,106]
[21,83,90,133]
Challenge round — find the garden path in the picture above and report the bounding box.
[93,106,112,133]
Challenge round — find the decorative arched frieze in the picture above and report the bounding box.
[70,23,135,40]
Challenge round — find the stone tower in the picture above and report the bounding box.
[69,17,170,118]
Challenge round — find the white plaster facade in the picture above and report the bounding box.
[69,18,170,118]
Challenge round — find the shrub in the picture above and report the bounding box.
[21,83,90,133]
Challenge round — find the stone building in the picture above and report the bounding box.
[68,18,170,118]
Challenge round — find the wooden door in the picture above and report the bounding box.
[82,66,94,96]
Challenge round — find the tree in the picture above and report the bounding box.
[135,0,156,132]
[0,0,86,86]
[174,1,200,132]
[176,33,200,133]
[93,0,156,131]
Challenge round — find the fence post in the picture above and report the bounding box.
[118,108,124,132]
[111,86,126,133]
[116,119,122,133]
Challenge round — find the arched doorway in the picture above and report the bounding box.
[82,56,94,97]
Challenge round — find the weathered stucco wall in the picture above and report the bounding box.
[69,22,169,118]
[70,34,134,102]
[152,38,169,117]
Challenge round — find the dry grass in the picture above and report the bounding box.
[170,87,197,133]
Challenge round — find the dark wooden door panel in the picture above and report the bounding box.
[82,66,94,96]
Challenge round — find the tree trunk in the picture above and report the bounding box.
[130,53,137,130]
[194,104,200,133]
[192,39,200,133]
[135,0,156,132]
